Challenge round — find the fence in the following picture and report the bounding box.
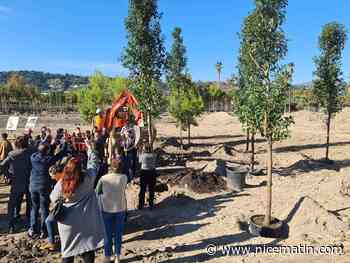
[206,97,233,112]
[0,99,78,114]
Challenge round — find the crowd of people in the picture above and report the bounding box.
[0,118,158,263]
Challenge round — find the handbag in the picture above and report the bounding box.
[50,197,66,222]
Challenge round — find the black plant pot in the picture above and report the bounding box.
[248,168,265,176]
[249,215,287,238]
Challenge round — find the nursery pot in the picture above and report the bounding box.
[226,167,246,191]
[249,215,285,238]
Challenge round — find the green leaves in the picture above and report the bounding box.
[165,27,187,83]
[77,71,130,122]
[130,80,165,120]
[169,75,204,129]
[313,22,347,115]
[122,0,165,86]
[166,26,203,139]
[236,0,292,141]
[122,0,166,122]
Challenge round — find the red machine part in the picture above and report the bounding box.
[105,90,143,130]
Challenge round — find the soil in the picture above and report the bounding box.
[1,109,350,262]
[250,215,282,230]
[163,169,227,194]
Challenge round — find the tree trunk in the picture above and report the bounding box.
[250,133,255,172]
[147,112,153,151]
[188,121,191,146]
[179,123,183,150]
[264,136,273,226]
[246,130,250,152]
[288,86,292,114]
[325,112,331,160]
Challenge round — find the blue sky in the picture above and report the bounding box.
[0,0,349,84]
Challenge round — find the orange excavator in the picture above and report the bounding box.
[94,90,143,132]
[107,90,143,130]
[94,90,156,153]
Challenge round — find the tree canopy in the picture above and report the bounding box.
[122,0,166,149]
[313,22,347,160]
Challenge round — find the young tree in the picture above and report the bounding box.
[240,0,293,226]
[122,0,166,150]
[166,27,188,146]
[7,74,27,99]
[313,22,347,161]
[169,75,204,146]
[166,27,187,85]
[78,71,109,123]
[236,10,268,169]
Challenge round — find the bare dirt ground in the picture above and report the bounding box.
[1,109,350,263]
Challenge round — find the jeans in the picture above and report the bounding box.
[45,214,56,243]
[102,211,126,257]
[62,251,95,263]
[30,190,50,234]
[122,148,137,182]
[8,188,31,227]
[138,169,156,209]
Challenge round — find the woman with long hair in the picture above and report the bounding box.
[50,139,105,263]
[96,158,127,263]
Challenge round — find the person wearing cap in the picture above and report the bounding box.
[28,141,68,239]
[95,108,105,133]
[96,158,127,263]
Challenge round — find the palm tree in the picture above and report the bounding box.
[214,62,223,112]
[215,61,223,83]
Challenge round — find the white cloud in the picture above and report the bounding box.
[0,6,12,16]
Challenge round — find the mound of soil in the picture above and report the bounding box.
[168,169,227,194]
[285,196,349,243]
[0,237,50,263]
[155,148,185,167]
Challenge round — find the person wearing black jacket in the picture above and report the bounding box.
[28,142,67,238]
[0,136,35,233]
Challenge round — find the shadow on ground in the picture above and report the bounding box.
[125,192,238,239]
[274,141,350,154]
[277,155,350,176]
[150,197,305,263]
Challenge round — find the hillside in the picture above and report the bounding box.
[0,70,89,91]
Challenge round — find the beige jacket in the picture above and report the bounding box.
[96,172,127,213]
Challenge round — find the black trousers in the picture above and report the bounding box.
[138,169,156,209]
[8,188,31,227]
[62,251,95,263]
